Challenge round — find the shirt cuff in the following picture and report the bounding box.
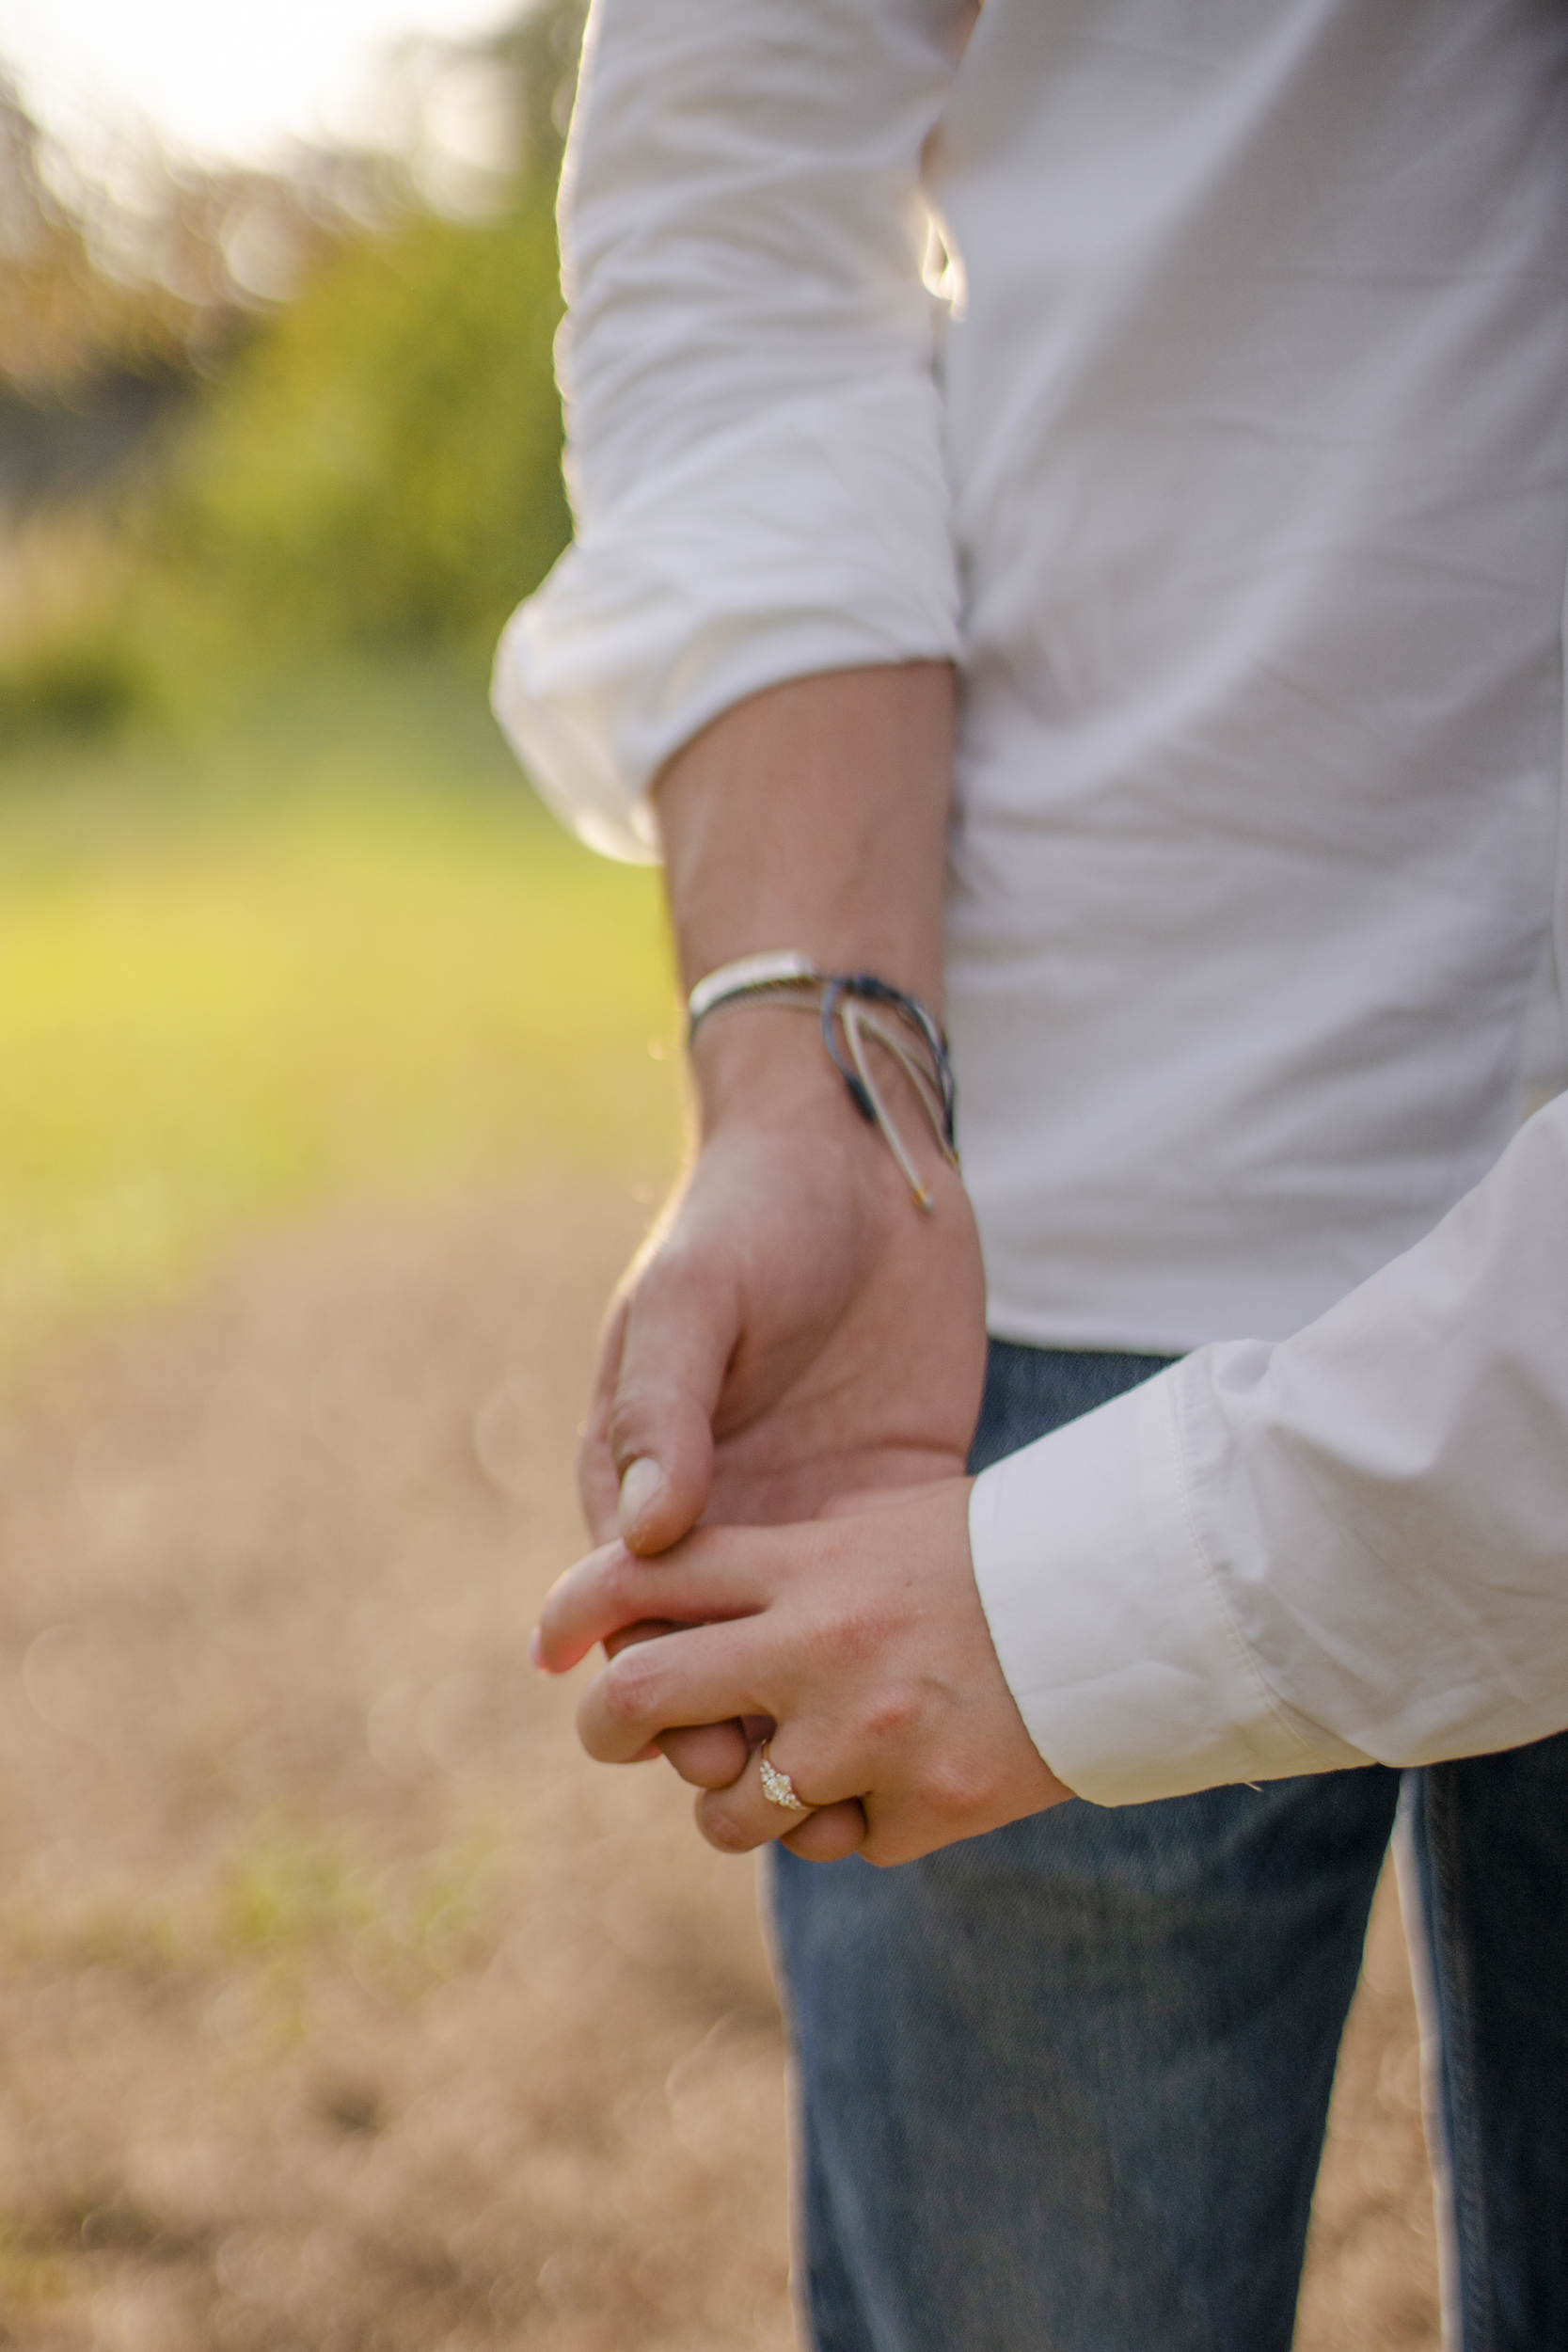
[491,378,959,862]
[968,1368,1363,1806]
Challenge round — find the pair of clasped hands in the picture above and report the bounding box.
[530,1007,1073,1867]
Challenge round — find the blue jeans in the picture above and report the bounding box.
[771,1342,1568,2351]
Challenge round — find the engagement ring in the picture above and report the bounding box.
[759,1742,811,1815]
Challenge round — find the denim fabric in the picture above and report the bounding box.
[771,1340,1568,2351]
[1403,1737,1568,2350]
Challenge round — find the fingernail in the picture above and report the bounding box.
[529,1626,546,1673]
[618,1455,664,1537]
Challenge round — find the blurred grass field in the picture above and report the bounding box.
[0,658,681,1373]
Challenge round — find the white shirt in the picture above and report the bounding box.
[495,0,1568,1802]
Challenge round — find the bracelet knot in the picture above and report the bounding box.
[686,952,958,1212]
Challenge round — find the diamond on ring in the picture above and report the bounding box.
[759,1743,811,1815]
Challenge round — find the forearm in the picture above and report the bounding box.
[583,659,981,1556]
[657,663,953,996]
[656,662,955,1136]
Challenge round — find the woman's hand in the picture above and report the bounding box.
[534,1480,1073,1867]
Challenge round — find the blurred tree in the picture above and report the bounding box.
[0,0,586,751]
[166,0,585,651]
[171,189,570,647]
[0,66,397,510]
[0,74,180,394]
[0,72,197,516]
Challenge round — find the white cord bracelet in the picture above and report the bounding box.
[686,953,958,1212]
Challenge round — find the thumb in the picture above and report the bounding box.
[603,1243,739,1553]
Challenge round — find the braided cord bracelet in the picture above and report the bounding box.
[686,951,958,1212]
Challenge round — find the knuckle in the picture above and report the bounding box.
[859,1680,926,1746]
[640,1229,700,1285]
[605,1391,657,1461]
[627,1235,708,1322]
[633,1231,741,1338]
[601,1649,659,1729]
[810,1602,887,1673]
[698,1803,756,1856]
[915,1747,994,1824]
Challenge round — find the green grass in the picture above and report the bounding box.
[0,660,682,1366]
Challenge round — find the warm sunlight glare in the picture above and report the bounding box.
[0,0,522,167]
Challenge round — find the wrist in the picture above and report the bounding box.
[686,956,957,1211]
[689,1000,964,1222]
[689,1000,847,1126]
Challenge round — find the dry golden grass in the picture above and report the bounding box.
[0,1183,1440,2350]
[0,1185,790,2351]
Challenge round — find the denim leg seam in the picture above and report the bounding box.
[1424,1769,1494,2352]
[1394,1782,1462,2349]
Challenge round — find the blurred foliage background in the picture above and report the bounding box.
[0,0,679,1369]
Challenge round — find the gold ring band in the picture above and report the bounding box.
[759,1741,811,1815]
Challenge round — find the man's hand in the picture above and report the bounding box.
[580,1019,987,1788]
[581,660,974,1553]
[535,1480,1073,1867]
[581,1014,986,1546]
[576,662,986,1790]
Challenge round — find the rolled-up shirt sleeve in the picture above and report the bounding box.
[972,1089,1568,1805]
[492,0,968,861]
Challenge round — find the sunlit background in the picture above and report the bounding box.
[0,8,1441,2344]
[2,0,524,167]
[0,12,801,2346]
[0,0,683,1365]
